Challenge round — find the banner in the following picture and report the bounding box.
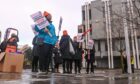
[58,16,63,31]
[58,16,63,36]
[30,11,49,30]
[82,28,92,36]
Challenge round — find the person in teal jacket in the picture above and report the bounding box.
[34,11,58,73]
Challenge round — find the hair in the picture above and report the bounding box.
[63,30,68,36]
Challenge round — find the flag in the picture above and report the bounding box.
[58,16,63,31]
[58,16,63,36]
[82,28,92,36]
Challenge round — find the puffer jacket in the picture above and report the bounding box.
[34,23,58,46]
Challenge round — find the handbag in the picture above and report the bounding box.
[69,39,75,55]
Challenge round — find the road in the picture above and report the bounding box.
[0,69,140,84]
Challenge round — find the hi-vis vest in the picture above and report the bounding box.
[131,56,134,64]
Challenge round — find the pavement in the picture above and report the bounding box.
[0,69,140,84]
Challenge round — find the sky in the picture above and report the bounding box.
[0,0,92,46]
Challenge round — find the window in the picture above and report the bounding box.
[82,10,85,21]
[83,25,85,32]
[98,40,101,51]
[89,9,92,20]
[102,6,105,18]
[112,39,115,51]
[90,24,92,35]
[78,29,82,33]
[105,40,108,51]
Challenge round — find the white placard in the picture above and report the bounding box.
[87,39,94,49]
[30,11,49,30]
[77,33,84,42]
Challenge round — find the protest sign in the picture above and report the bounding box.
[30,11,52,37]
[87,39,94,49]
[77,33,84,42]
[30,11,49,30]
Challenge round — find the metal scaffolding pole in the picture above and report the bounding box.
[107,0,114,69]
[127,0,137,69]
[129,0,140,69]
[85,1,91,47]
[104,1,111,69]
[122,0,132,73]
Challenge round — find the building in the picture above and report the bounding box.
[80,0,140,68]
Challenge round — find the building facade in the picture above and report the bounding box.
[80,0,140,68]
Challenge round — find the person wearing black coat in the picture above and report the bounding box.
[59,30,73,73]
[32,35,39,72]
[53,42,62,73]
[85,44,95,74]
[73,36,82,74]
[1,33,19,52]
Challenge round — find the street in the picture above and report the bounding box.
[0,69,140,84]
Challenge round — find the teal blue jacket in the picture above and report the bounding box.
[34,23,58,46]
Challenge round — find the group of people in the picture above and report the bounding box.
[121,51,135,73]
[31,11,96,74]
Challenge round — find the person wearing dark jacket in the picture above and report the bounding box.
[0,40,7,52]
[85,42,95,74]
[59,30,73,73]
[53,42,62,73]
[32,35,39,72]
[34,11,57,73]
[1,33,19,52]
[73,36,82,74]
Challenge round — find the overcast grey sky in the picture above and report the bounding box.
[0,0,91,46]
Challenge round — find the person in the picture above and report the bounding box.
[85,40,95,74]
[31,35,39,72]
[122,51,127,73]
[34,11,58,73]
[0,39,7,52]
[73,36,82,74]
[131,55,134,73]
[5,33,19,52]
[53,41,62,73]
[59,30,73,73]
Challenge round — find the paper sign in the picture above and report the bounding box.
[87,39,94,49]
[30,11,49,30]
[30,11,42,22]
[77,33,84,42]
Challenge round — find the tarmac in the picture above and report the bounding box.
[0,69,140,84]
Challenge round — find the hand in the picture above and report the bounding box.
[44,28,48,33]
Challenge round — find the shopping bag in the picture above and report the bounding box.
[69,40,75,55]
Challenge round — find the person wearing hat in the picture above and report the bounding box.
[5,33,19,52]
[34,11,58,73]
[59,30,73,73]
